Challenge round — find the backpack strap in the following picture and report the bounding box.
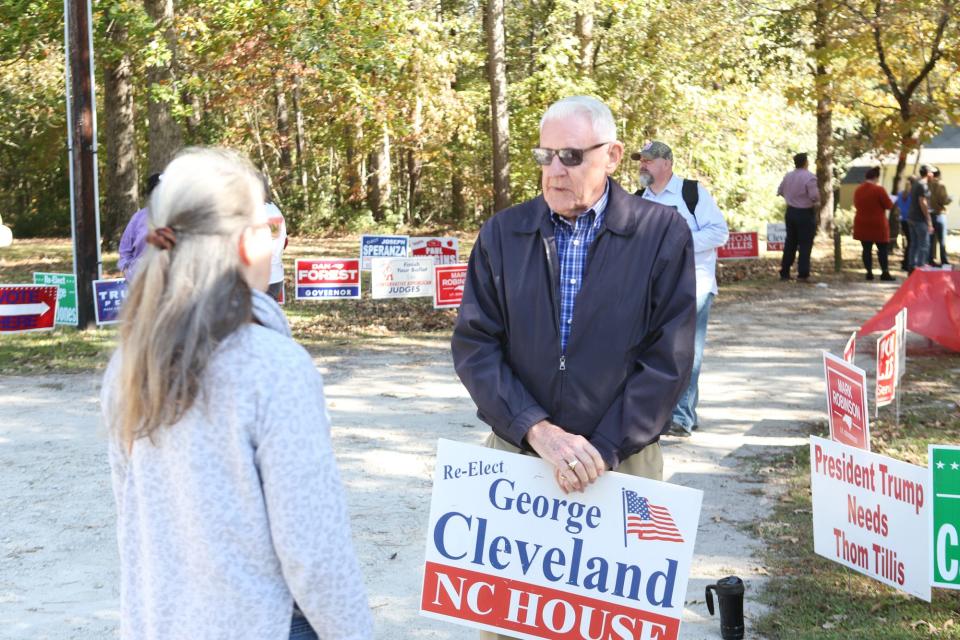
[682,179,699,217]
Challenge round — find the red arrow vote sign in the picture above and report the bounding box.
[0,285,59,333]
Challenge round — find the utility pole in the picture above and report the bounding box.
[65,0,102,329]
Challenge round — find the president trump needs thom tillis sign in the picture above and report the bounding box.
[421,439,703,640]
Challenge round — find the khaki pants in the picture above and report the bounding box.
[478,433,664,640]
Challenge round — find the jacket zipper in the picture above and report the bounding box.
[559,355,566,371]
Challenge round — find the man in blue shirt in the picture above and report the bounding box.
[633,141,729,437]
[452,96,696,499]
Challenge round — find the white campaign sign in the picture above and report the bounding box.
[810,436,930,600]
[421,439,703,640]
[371,257,435,299]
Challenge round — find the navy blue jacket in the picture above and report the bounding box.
[451,179,696,469]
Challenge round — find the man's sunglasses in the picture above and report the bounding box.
[531,142,611,167]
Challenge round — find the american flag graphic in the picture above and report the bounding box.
[623,489,684,544]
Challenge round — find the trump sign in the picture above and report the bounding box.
[295,259,361,300]
[421,439,703,639]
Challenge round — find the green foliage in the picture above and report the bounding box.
[0,0,957,237]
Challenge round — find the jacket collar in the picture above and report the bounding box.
[519,178,637,236]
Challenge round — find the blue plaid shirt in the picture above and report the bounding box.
[552,183,609,352]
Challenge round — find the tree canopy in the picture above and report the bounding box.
[0,0,956,238]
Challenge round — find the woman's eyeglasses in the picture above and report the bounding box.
[531,142,610,167]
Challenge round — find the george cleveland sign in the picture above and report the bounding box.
[421,439,703,640]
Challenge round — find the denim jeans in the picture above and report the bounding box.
[672,291,715,431]
[908,221,931,271]
[290,613,319,640]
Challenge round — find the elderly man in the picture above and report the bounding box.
[452,95,696,504]
[633,140,728,437]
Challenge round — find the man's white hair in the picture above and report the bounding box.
[540,96,617,142]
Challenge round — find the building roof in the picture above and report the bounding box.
[842,124,960,182]
[927,125,960,149]
[841,166,870,185]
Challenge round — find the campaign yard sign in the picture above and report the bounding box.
[843,332,856,365]
[411,237,460,265]
[371,257,435,299]
[930,445,960,590]
[33,272,78,326]
[811,436,930,601]
[93,279,128,326]
[433,264,467,309]
[766,223,786,252]
[875,326,898,409]
[822,350,870,451]
[360,235,409,270]
[0,285,58,333]
[295,259,361,300]
[717,232,759,260]
[421,439,703,640]
[896,307,907,383]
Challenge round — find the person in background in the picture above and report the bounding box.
[853,166,896,282]
[928,167,952,266]
[907,165,933,273]
[633,140,728,437]
[895,176,915,271]
[777,152,820,282]
[261,174,288,302]
[102,148,372,640]
[117,173,162,280]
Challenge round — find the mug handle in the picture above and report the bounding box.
[705,584,717,616]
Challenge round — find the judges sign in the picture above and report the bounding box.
[371,257,434,299]
[422,439,703,639]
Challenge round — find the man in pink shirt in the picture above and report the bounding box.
[777,153,821,282]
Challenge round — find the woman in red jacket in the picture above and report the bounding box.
[853,166,896,281]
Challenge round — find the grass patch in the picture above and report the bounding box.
[755,350,960,639]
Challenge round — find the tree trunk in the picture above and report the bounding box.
[344,123,364,209]
[274,73,293,181]
[292,72,309,217]
[366,124,392,222]
[102,24,138,250]
[576,0,595,76]
[407,97,423,223]
[485,0,511,212]
[143,0,182,174]
[813,0,834,234]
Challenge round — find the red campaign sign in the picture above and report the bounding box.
[422,561,680,640]
[294,258,361,300]
[875,326,898,408]
[843,332,856,364]
[717,232,759,260]
[434,264,467,309]
[411,237,460,265]
[822,351,870,451]
[0,285,58,334]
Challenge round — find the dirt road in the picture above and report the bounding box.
[0,277,899,639]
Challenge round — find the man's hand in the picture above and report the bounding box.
[525,420,606,494]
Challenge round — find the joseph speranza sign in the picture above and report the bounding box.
[810,436,930,601]
[421,439,703,639]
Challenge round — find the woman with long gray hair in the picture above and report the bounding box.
[101,148,372,640]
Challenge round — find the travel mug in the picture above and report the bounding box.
[705,575,745,640]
